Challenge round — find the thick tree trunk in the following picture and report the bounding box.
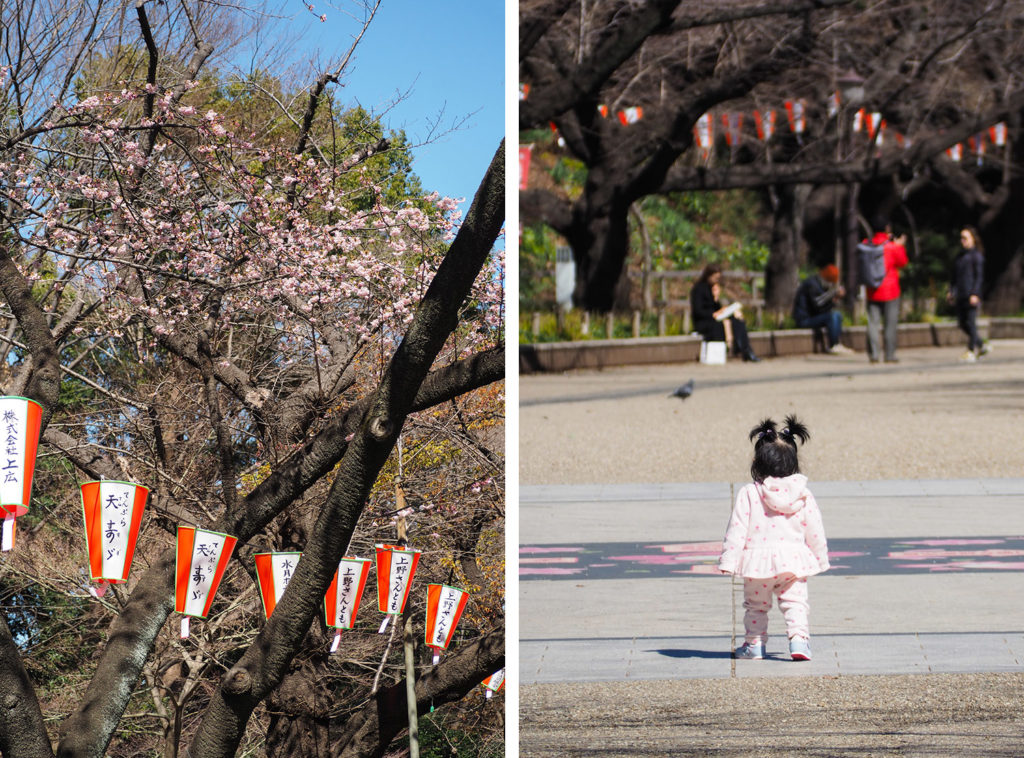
[764,184,812,315]
[977,136,1024,315]
[569,198,633,312]
[262,655,333,758]
[984,247,1023,315]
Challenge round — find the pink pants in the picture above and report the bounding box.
[742,574,809,644]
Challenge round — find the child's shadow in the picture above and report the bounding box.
[647,648,733,660]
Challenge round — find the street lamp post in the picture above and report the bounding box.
[837,69,865,311]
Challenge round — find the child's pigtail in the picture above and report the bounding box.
[749,418,777,446]
[780,415,810,446]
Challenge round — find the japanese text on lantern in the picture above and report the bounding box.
[429,585,467,649]
[436,592,457,641]
[388,553,411,611]
[102,488,132,564]
[338,564,357,619]
[326,557,370,632]
[3,409,19,486]
[186,533,227,613]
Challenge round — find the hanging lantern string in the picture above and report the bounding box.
[371,487,406,691]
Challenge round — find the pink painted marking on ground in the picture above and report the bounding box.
[890,564,967,571]
[885,548,1024,560]
[519,556,579,565]
[646,542,723,553]
[955,561,1024,570]
[671,564,723,575]
[826,552,867,558]
[519,567,586,576]
[898,539,1006,546]
[519,546,586,554]
[606,554,718,565]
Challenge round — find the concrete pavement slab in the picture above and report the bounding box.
[521,480,1024,545]
[520,479,1024,679]
[521,632,1023,683]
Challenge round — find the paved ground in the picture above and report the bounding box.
[518,341,1024,756]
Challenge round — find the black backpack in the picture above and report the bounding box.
[857,241,887,288]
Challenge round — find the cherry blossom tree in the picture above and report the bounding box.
[0,2,505,757]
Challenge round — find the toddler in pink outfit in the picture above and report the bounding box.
[718,415,829,661]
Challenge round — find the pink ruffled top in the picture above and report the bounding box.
[718,474,830,579]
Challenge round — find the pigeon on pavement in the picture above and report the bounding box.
[669,378,695,400]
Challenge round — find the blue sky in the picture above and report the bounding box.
[298,1,505,210]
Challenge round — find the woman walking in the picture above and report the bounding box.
[949,227,986,362]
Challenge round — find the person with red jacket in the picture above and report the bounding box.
[864,217,909,363]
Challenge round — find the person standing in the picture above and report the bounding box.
[718,416,829,661]
[948,226,986,362]
[793,264,853,354]
[860,217,908,363]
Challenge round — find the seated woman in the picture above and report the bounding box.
[690,263,760,362]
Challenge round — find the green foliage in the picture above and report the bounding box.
[519,224,557,311]
[549,156,587,197]
[634,191,771,272]
[10,584,93,689]
[331,106,427,212]
[520,310,692,342]
[902,230,958,315]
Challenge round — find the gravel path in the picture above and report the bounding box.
[520,342,1024,485]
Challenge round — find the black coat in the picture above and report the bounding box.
[792,275,837,324]
[951,248,983,301]
[690,280,722,337]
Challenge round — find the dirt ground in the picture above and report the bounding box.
[520,673,1024,757]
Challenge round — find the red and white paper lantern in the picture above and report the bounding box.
[425,583,469,663]
[852,108,865,133]
[617,106,643,125]
[969,133,986,164]
[81,480,149,595]
[784,100,806,135]
[0,396,43,551]
[990,122,1007,147]
[518,145,533,191]
[254,551,301,619]
[175,526,237,638]
[754,110,776,141]
[375,543,421,632]
[482,669,505,699]
[721,112,744,146]
[324,557,372,652]
[866,113,884,142]
[1,516,14,552]
[694,112,713,158]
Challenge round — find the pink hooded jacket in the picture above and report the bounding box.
[718,474,830,578]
